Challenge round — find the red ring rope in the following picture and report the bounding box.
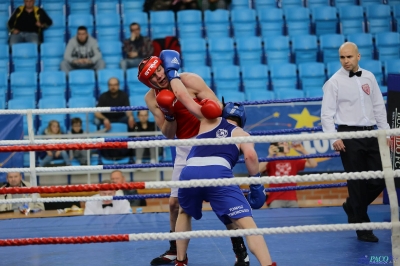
[0,142,128,152]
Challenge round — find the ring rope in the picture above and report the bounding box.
[0,183,347,204]
[0,222,392,246]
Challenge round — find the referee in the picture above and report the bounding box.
[321,42,391,243]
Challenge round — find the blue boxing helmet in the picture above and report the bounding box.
[221,97,247,128]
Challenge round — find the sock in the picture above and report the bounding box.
[169,230,177,251]
[230,236,246,252]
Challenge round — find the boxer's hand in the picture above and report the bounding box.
[156,89,176,122]
[333,139,346,152]
[159,50,181,81]
[199,99,222,119]
[247,173,267,209]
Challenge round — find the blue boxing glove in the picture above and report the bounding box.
[159,50,181,81]
[247,173,267,209]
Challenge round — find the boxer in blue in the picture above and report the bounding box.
[161,50,275,266]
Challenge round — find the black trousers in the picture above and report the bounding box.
[337,126,386,224]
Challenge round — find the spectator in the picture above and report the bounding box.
[60,26,105,74]
[133,110,157,164]
[0,172,45,212]
[259,142,318,208]
[8,0,53,46]
[94,77,135,131]
[173,0,200,11]
[110,170,146,206]
[120,23,153,71]
[70,117,88,165]
[84,180,131,215]
[40,120,71,167]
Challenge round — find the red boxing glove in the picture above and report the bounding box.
[199,99,222,119]
[156,89,176,121]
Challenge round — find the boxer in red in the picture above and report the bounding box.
[138,50,250,266]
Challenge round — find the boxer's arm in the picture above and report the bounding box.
[145,91,177,139]
[183,73,222,109]
[233,129,259,175]
[170,79,203,120]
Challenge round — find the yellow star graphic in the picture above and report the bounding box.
[288,108,320,128]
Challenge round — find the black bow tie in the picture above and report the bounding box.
[349,71,362,77]
[102,203,113,208]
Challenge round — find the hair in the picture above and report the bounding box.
[270,142,279,146]
[46,120,61,135]
[71,117,82,125]
[77,26,87,32]
[137,110,148,116]
[226,116,241,127]
[130,22,140,29]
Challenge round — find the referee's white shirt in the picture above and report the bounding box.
[84,197,131,215]
[321,67,390,134]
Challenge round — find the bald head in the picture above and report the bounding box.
[110,170,126,184]
[7,172,22,187]
[339,42,360,73]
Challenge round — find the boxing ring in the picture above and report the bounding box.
[0,99,399,266]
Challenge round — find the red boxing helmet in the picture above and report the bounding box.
[137,56,162,89]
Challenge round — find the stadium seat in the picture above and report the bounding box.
[311,6,338,36]
[68,96,96,125]
[183,66,212,88]
[129,94,146,108]
[10,71,37,99]
[0,29,8,45]
[0,43,9,73]
[305,88,323,97]
[8,98,36,135]
[264,36,291,64]
[319,34,345,63]
[384,59,400,81]
[270,63,298,91]
[40,42,65,71]
[95,1,119,15]
[68,1,92,15]
[208,37,235,66]
[298,62,326,91]
[100,123,131,165]
[213,65,241,92]
[11,43,38,72]
[231,9,257,37]
[306,0,330,8]
[394,5,400,32]
[37,114,67,135]
[284,7,311,36]
[333,0,356,7]
[68,70,96,98]
[254,0,277,10]
[359,0,382,6]
[42,15,66,43]
[230,0,251,9]
[326,61,342,77]
[0,70,6,91]
[365,5,392,35]
[39,96,66,109]
[68,14,94,37]
[339,5,365,35]
[236,36,263,66]
[39,71,66,98]
[346,33,374,60]
[123,11,149,38]
[96,13,121,42]
[38,96,67,134]
[99,41,123,69]
[280,0,304,8]
[217,91,246,102]
[180,37,207,67]
[40,1,65,16]
[0,16,8,31]
[291,35,318,64]
[121,0,145,13]
[126,68,150,95]
[387,0,400,6]
[275,89,305,99]
[359,59,384,85]
[0,2,10,17]
[241,64,269,91]
[245,90,275,101]
[204,9,230,38]
[177,10,203,39]
[375,32,400,62]
[97,69,125,94]
[258,8,284,37]
[150,11,176,39]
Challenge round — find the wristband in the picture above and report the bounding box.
[164,114,175,122]
[249,173,261,178]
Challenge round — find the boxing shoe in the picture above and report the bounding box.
[150,240,177,265]
[342,202,356,224]
[174,255,188,266]
[357,230,379,242]
[232,237,250,266]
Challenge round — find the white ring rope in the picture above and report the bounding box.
[0,107,112,115]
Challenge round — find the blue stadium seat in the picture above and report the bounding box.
[177,10,203,39]
[298,62,326,91]
[68,96,96,125]
[339,5,365,35]
[384,59,400,81]
[0,43,9,73]
[8,98,36,135]
[359,0,382,6]
[284,7,311,36]
[333,0,356,6]
[305,88,323,97]
[270,63,298,90]
[326,61,342,77]
[360,59,384,85]
[96,14,121,42]
[346,33,374,60]
[68,70,96,98]
[275,89,305,99]
[100,122,130,164]
[40,1,65,16]
[11,43,38,72]
[99,41,123,69]
[121,0,145,13]
[320,34,345,63]
[68,14,94,37]
[180,37,207,67]
[217,91,246,102]
[213,65,241,92]
[0,29,8,45]
[37,115,67,135]
[37,96,68,132]
[183,66,212,88]
[97,69,125,94]
[208,37,235,66]
[126,68,150,95]
[0,2,10,17]
[264,36,291,64]
[388,0,400,5]
[311,6,338,36]
[204,9,230,38]
[123,11,149,38]
[0,70,6,92]
[306,0,330,8]
[231,9,257,37]
[246,90,275,101]
[280,0,304,8]
[365,5,392,35]
[10,72,37,99]
[129,94,146,108]
[375,32,400,62]
[40,42,65,71]
[230,0,251,9]
[95,1,119,15]
[254,0,277,10]
[292,35,318,64]
[39,71,66,98]
[42,15,66,43]
[394,5,400,32]
[236,36,263,66]
[258,8,284,37]
[68,1,92,15]
[0,16,8,31]
[241,64,269,91]
[150,11,176,39]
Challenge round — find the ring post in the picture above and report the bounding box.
[27,110,38,202]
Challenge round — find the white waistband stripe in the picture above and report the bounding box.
[186,157,231,168]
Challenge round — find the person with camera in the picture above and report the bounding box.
[259,142,318,208]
